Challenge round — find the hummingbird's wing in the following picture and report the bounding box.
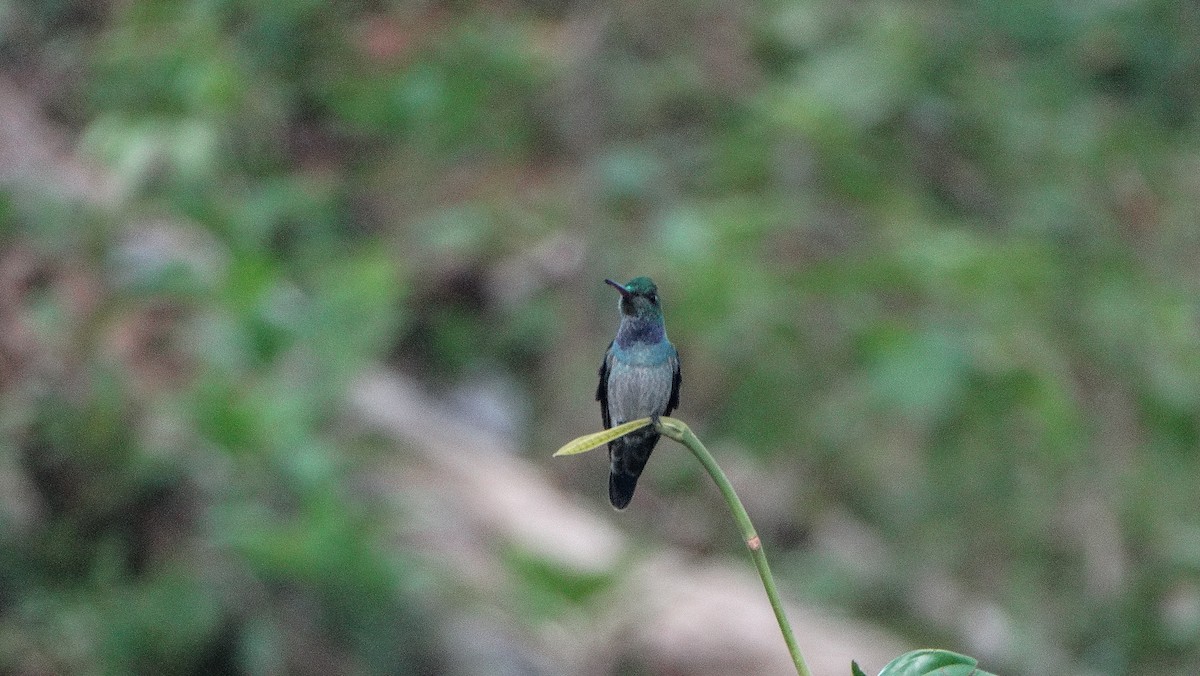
[596,342,614,429]
[664,348,681,416]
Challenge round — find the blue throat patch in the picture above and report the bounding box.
[616,317,665,349]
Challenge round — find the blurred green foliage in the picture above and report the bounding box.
[2,0,1200,674]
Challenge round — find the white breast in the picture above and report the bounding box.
[606,362,672,425]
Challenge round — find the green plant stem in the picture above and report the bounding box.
[657,418,812,676]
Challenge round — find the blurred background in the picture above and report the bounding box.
[2,0,1200,674]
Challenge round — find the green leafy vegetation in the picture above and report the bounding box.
[2,0,1199,673]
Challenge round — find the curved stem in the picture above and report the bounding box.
[657,418,812,676]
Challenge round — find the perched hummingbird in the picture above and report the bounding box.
[596,277,681,509]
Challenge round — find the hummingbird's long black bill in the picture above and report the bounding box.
[605,278,632,298]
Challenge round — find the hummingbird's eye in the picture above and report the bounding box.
[649,292,658,304]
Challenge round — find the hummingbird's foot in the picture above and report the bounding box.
[650,414,661,430]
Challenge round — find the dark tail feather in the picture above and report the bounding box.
[608,431,660,510]
[608,472,638,510]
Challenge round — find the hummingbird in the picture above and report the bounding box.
[596,277,681,509]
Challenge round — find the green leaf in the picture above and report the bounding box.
[851,660,870,676]
[873,649,994,676]
[553,418,653,457]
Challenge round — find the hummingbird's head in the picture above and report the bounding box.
[605,276,662,319]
